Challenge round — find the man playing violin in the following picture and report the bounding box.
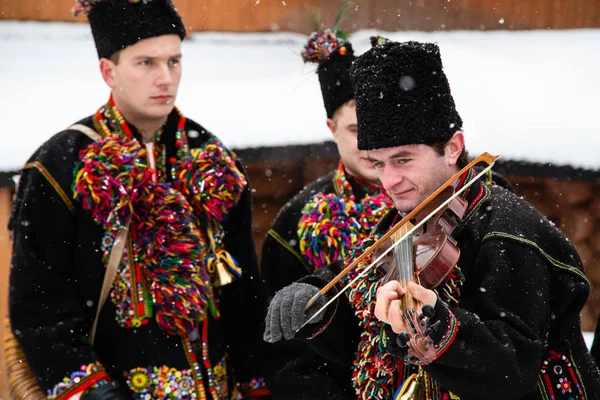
[260,30,395,398]
[264,39,600,399]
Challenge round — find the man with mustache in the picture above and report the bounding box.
[8,1,269,399]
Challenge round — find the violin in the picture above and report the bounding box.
[374,185,467,364]
[301,152,499,333]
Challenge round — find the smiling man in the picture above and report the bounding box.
[8,1,269,399]
[260,33,393,398]
[264,39,600,399]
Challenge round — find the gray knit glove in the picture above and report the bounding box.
[263,282,327,343]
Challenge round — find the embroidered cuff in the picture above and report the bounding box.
[381,324,408,358]
[428,300,459,359]
[235,377,271,398]
[47,362,110,400]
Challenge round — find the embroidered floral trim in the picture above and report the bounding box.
[181,336,206,399]
[434,308,459,358]
[411,309,458,367]
[125,366,197,399]
[539,350,585,399]
[212,357,229,399]
[234,377,271,398]
[47,362,109,399]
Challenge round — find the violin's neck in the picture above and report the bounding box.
[392,228,415,312]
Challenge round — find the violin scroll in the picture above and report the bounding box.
[403,304,438,365]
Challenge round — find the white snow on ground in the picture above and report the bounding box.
[1,21,599,171]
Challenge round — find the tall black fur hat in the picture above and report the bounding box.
[302,30,356,118]
[350,40,463,150]
[73,0,187,59]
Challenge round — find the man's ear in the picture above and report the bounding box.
[326,118,338,142]
[446,131,465,166]
[99,58,117,89]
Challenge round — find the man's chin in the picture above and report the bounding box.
[146,103,175,119]
[392,198,417,214]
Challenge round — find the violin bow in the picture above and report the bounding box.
[298,152,498,331]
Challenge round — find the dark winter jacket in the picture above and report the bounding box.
[296,176,600,399]
[9,112,266,399]
[260,170,377,399]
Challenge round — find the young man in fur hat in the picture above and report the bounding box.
[8,1,269,399]
[260,33,394,398]
[264,40,600,399]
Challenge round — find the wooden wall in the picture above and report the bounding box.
[0,0,598,31]
[0,189,12,398]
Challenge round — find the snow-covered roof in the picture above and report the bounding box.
[1,21,599,172]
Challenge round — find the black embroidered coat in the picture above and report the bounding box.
[292,179,600,399]
[260,170,376,399]
[591,320,600,367]
[9,112,267,399]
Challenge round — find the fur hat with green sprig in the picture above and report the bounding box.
[73,0,186,59]
[301,0,356,118]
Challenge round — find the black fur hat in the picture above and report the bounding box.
[350,40,463,150]
[74,0,187,59]
[302,30,356,118]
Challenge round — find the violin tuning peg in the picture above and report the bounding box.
[424,320,442,336]
[396,332,409,348]
[422,304,435,318]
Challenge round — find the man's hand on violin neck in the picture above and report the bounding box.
[374,281,438,334]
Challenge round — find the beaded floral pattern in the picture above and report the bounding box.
[47,362,109,399]
[540,350,585,399]
[211,357,229,399]
[126,366,196,399]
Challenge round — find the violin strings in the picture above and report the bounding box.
[297,165,496,331]
[401,225,417,336]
